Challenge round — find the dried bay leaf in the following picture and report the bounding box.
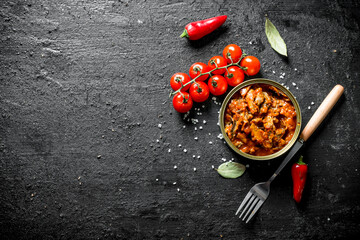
[217,162,246,179]
[265,17,288,57]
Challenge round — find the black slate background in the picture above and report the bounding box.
[1,0,360,239]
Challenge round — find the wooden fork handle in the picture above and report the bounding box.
[300,84,344,142]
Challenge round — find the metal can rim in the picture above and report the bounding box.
[219,78,302,161]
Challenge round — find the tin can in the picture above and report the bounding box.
[219,79,302,160]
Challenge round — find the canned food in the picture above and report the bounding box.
[219,79,302,160]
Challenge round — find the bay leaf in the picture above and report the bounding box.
[217,162,246,179]
[265,17,288,57]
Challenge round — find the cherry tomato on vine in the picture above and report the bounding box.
[189,62,210,82]
[170,73,191,91]
[240,56,261,76]
[172,92,193,113]
[208,75,228,96]
[189,81,210,103]
[222,44,242,64]
[224,66,245,87]
[208,56,227,75]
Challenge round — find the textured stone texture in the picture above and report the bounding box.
[0,0,359,239]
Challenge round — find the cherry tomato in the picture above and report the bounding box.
[208,75,228,96]
[222,44,242,64]
[189,81,210,103]
[224,66,245,87]
[240,56,261,76]
[189,62,210,82]
[172,92,193,113]
[208,56,227,75]
[170,73,191,91]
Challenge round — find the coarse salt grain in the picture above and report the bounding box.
[174,165,177,169]
[194,137,198,140]
[183,125,186,128]
[212,165,214,169]
[177,188,180,192]
[168,149,171,153]
[183,149,187,153]
[193,155,196,158]
[308,106,311,109]
[280,76,284,79]
[217,133,223,139]
[203,120,207,124]
[199,126,203,130]
[311,102,314,105]
[194,127,197,131]
[209,141,213,144]
[178,144,182,147]
[193,168,197,172]
[292,82,296,86]
[156,139,159,142]
[173,182,176,185]
[158,124,162,128]
[272,70,276,74]
[197,156,200,159]
[156,178,159,181]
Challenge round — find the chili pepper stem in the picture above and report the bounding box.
[180,29,189,38]
[297,155,306,165]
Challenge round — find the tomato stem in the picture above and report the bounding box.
[170,54,247,96]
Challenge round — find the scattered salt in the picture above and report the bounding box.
[194,137,198,140]
[156,139,160,143]
[193,155,196,158]
[177,188,180,192]
[308,106,311,109]
[209,141,213,144]
[292,82,296,86]
[173,182,177,185]
[212,165,214,169]
[197,156,201,159]
[193,168,197,172]
[203,120,207,124]
[174,165,177,169]
[158,123,162,128]
[194,127,197,131]
[311,102,314,105]
[168,149,171,153]
[217,133,223,139]
[199,126,203,130]
[178,144,182,147]
[156,178,159,181]
[183,149,187,153]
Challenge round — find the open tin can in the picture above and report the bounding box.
[219,79,302,160]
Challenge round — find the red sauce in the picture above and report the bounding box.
[224,84,297,156]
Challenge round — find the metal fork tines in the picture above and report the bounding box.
[235,182,270,223]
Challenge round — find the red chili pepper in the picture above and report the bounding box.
[180,15,227,40]
[291,156,308,203]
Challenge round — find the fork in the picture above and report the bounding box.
[235,84,344,223]
[235,139,303,223]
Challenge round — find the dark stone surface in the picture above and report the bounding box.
[1,0,359,239]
